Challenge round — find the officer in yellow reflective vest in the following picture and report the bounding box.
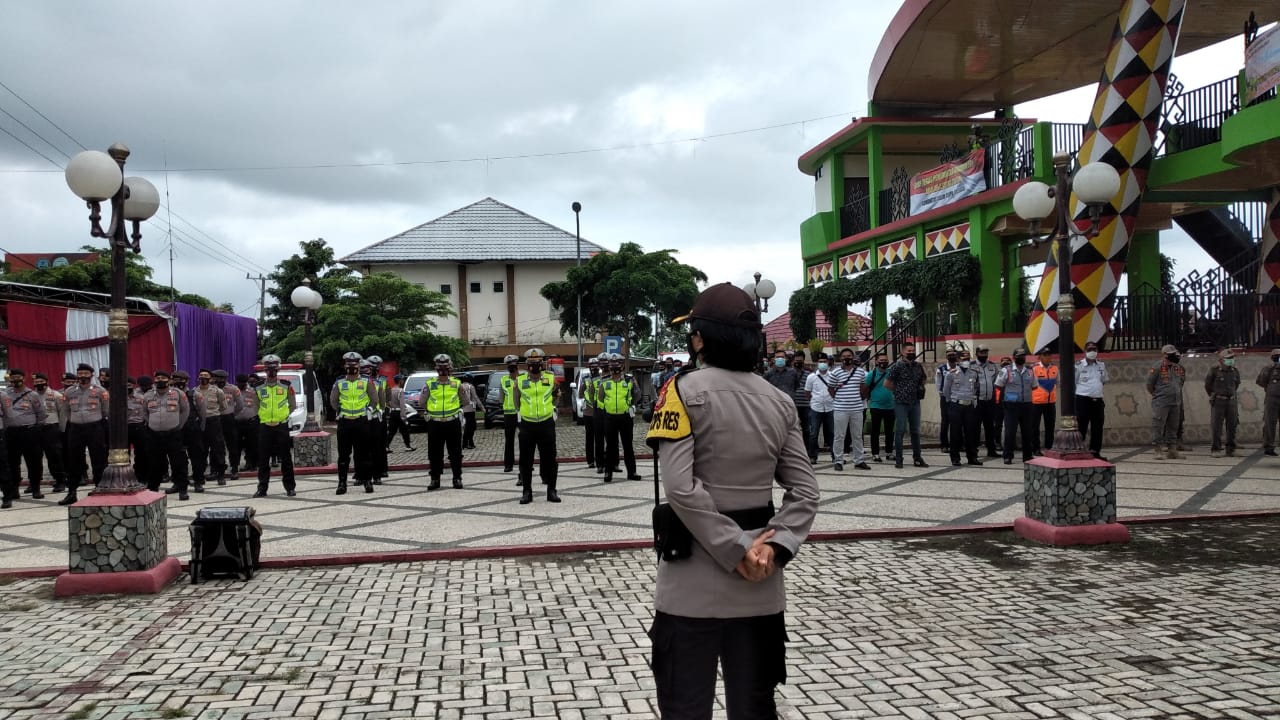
[497,354,521,475]
[591,351,610,476]
[254,354,298,498]
[579,356,601,470]
[328,352,378,495]
[424,353,464,490]
[513,348,560,504]
[600,353,643,483]
[367,355,390,485]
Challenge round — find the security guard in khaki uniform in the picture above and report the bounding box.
[514,348,560,504]
[1205,348,1240,457]
[423,354,464,490]
[62,363,109,506]
[255,355,298,497]
[600,353,642,483]
[146,370,191,498]
[330,352,378,495]
[497,354,521,474]
[3,369,48,501]
[32,373,68,494]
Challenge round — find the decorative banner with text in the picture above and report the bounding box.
[1246,23,1280,103]
[908,149,987,215]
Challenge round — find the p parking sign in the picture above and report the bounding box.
[604,335,623,355]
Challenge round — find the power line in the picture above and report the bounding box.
[0,79,85,151]
[0,102,70,160]
[0,122,62,169]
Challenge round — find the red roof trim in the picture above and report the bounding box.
[868,0,935,107]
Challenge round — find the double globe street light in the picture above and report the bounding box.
[64,145,160,493]
[290,279,324,433]
[1012,153,1121,456]
[743,272,776,362]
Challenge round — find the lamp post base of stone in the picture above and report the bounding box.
[294,430,332,469]
[1015,454,1130,546]
[55,490,181,597]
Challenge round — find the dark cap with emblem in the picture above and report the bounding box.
[671,282,761,329]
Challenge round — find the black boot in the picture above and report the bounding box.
[547,487,561,503]
[452,477,463,489]
[336,480,347,495]
[1,497,12,509]
[427,478,440,491]
[520,486,533,504]
[57,491,78,506]
[216,473,227,487]
[30,483,44,500]
[51,481,66,493]
[363,478,374,493]
[253,486,267,498]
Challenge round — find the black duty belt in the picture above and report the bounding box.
[724,503,775,530]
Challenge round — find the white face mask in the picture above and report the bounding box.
[1085,351,1098,360]
[817,363,828,372]
[959,361,970,369]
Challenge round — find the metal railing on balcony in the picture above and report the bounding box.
[987,125,1037,188]
[1110,292,1280,352]
[1161,75,1240,154]
[839,187,871,238]
[1052,123,1086,166]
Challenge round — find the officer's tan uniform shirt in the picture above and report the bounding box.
[2,386,48,427]
[144,388,190,432]
[195,384,227,419]
[39,388,67,430]
[65,384,109,425]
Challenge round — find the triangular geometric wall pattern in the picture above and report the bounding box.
[924,222,971,258]
[1025,0,1186,354]
[876,236,917,268]
[808,260,835,284]
[838,249,871,276]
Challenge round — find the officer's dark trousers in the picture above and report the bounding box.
[794,403,809,452]
[592,411,606,469]
[148,429,187,492]
[977,399,1000,455]
[502,414,518,471]
[40,424,65,484]
[202,417,227,477]
[0,432,12,502]
[426,418,462,483]
[336,417,371,484]
[649,611,786,720]
[1075,395,1106,456]
[385,411,411,449]
[256,424,295,492]
[369,415,388,477]
[807,409,833,460]
[461,411,476,449]
[1003,402,1035,463]
[938,398,951,448]
[948,402,979,463]
[1033,402,1055,451]
[127,422,148,483]
[583,412,597,466]
[604,413,636,478]
[221,415,240,474]
[6,426,42,493]
[518,418,557,490]
[184,422,206,485]
[66,421,107,492]
[235,418,259,472]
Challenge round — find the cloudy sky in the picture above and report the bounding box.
[0,2,1245,327]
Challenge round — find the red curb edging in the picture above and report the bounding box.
[3,508,1278,580]
[52,556,182,597]
[1013,517,1131,546]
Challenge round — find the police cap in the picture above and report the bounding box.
[262,354,281,366]
[525,348,546,361]
[343,352,362,362]
[1161,344,1178,354]
[368,355,383,364]
[154,369,171,379]
[503,354,520,364]
[434,353,451,364]
[671,282,761,329]
[211,369,228,379]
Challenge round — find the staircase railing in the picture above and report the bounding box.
[861,309,939,364]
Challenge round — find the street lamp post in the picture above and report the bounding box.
[573,202,583,370]
[290,279,324,433]
[1013,154,1120,457]
[743,272,776,364]
[64,145,160,493]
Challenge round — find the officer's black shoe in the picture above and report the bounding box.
[51,482,66,493]
[228,472,238,481]
[913,459,929,468]
[833,463,843,471]
[627,474,643,481]
[547,489,561,503]
[216,475,227,487]
[951,461,963,467]
[22,484,32,495]
[604,474,613,483]
[968,459,983,466]
[894,459,904,469]
[520,490,533,504]
[178,492,190,501]
[372,478,383,485]
[253,488,267,498]
[1266,449,1278,457]
[194,483,205,493]
[1003,459,1013,465]
[31,490,44,500]
[515,478,523,486]
[427,481,440,491]
[986,451,1001,458]
[164,486,182,495]
[405,446,416,451]
[854,463,871,471]
[452,478,463,489]
[0,498,11,509]
[286,489,297,497]
[57,493,77,506]
[336,482,347,496]
[503,466,513,473]
[587,462,595,468]
[364,480,374,493]
[596,467,605,474]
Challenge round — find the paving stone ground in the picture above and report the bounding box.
[0,517,1277,718]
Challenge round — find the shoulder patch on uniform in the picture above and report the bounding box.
[646,377,692,448]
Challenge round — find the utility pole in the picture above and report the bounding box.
[247,272,267,346]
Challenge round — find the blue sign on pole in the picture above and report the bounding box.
[604,335,623,355]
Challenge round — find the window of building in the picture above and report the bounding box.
[440,283,452,295]
[470,281,482,293]
[493,281,505,293]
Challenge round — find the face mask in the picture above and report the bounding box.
[877,361,888,368]
[266,368,278,377]
[510,364,520,373]
[79,376,92,385]
[1224,358,1235,367]
[34,383,46,392]
[774,358,786,368]
[904,354,916,362]
[841,357,854,366]
[529,362,543,373]
[215,380,225,387]
[947,357,958,365]
[1014,357,1026,366]
[199,377,210,385]
[155,381,169,390]
[817,362,828,372]
[959,361,970,369]
[1166,354,1180,364]
[977,355,989,363]
[1085,351,1098,360]
[10,378,22,389]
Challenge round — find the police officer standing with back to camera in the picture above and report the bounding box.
[645,282,819,717]
[514,348,560,504]
[255,355,298,497]
[579,356,600,469]
[32,372,68,494]
[498,355,521,473]
[600,353,642,483]
[423,353,465,490]
[3,369,48,501]
[147,370,191,499]
[331,352,377,495]
[61,363,109,506]
[1257,348,1280,456]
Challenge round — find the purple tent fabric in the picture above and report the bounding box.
[163,302,258,380]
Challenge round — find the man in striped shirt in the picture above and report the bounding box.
[828,348,870,471]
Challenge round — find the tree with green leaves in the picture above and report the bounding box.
[260,238,360,343]
[3,244,214,308]
[267,271,465,374]
[540,242,707,352]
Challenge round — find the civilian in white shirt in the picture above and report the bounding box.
[804,353,836,464]
[1074,340,1109,460]
[828,348,870,471]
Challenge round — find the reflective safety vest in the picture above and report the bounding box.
[593,376,607,410]
[425,377,462,417]
[374,375,388,411]
[600,377,633,415]
[1031,363,1059,404]
[257,384,292,424]
[518,373,556,422]
[500,374,519,414]
[337,379,372,419]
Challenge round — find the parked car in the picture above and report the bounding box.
[477,371,508,428]
[568,367,593,425]
[401,370,437,433]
